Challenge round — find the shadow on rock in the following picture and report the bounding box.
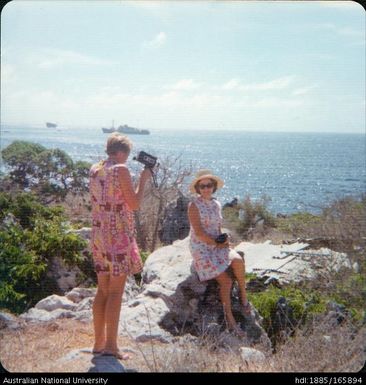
[88,355,127,373]
[159,273,269,347]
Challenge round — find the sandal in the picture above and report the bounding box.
[228,323,246,338]
[242,301,251,316]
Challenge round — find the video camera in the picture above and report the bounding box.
[215,233,228,244]
[133,151,158,169]
[133,151,159,187]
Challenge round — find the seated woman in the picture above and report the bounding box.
[188,169,251,337]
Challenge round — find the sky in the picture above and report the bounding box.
[1,0,365,133]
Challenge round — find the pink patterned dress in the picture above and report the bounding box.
[89,159,143,276]
[189,196,238,281]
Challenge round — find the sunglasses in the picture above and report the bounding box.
[198,183,214,190]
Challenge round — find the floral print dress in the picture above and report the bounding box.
[89,159,143,276]
[189,196,236,281]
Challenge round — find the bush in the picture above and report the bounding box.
[248,285,327,328]
[1,141,91,202]
[223,195,276,238]
[0,192,88,314]
[276,195,366,251]
[134,154,193,251]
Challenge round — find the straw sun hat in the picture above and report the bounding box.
[189,169,224,194]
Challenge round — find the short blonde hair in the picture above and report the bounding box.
[106,133,132,156]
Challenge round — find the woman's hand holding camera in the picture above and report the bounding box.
[214,233,229,248]
[215,239,229,249]
[140,167,153,183]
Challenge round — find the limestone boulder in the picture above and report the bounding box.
[35,294,77,312]
[120,237,270,346]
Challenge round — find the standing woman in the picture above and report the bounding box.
[89,133,151,359]
[188,170,251,337]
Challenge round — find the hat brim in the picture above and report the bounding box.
[189,174,224,194]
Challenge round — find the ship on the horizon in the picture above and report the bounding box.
[118,124,150,135]
[101,126,116,133]
[102,120,116,133]
[101,123,150,135]
[46,122,57,128]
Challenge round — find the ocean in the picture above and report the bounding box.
[1,124,365,215]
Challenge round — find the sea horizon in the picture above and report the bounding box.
[1,122,364,136]
[1,123,365,216]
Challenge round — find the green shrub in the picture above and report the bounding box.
[0,192,88,314]
[133,250,151,285]
[276,212,322,234]
[1,141,91,202]
[248,285,328,330]
[275,195,366,251]
[223,195,276,237]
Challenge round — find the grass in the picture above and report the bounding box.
[0,315,364,373]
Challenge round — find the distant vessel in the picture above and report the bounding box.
[46,122,57,128]
[101,122,150,135]
[117,124,150,135]
[101,120,116,133]
[102,127,116,133]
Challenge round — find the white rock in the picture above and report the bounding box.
[68,227,91,240]
[35,294,77,312]
[73,310,93,322]
[121,296,172,342]
[75,297,94,311]
[66,287,96,303]
[352,262,360,273]
[323,335,332,343]
[20,308,74,322]
[235,241,351,283]
[240,347,266,365]
[0,311,20,329]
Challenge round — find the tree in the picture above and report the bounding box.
[1,141,91,202]
[1,141,46,188]
[134,155,193,251]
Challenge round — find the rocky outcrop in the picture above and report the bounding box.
[159,195,190,245]
[235,240,351,284]
[17,237,270,350]
[0,311,21,330]
[119,237,270,348]
[19,277,140,323]
[12,237,353,356]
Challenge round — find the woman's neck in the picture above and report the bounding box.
[108,156,123,164]
[200,195,212,201]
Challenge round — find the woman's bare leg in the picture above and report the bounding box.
[103,274,127,355]
[230,257,250,313]
[216,271,236,330]
[92,274,110,352]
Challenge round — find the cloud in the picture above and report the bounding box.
[163,79,202,91]
[240,76,295,91]
[221,79,240,90]
[292,85,318,96]
[143,32,167,50]
[215,76,295,91]
[27,48,115,69]
[244,97,304,108]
